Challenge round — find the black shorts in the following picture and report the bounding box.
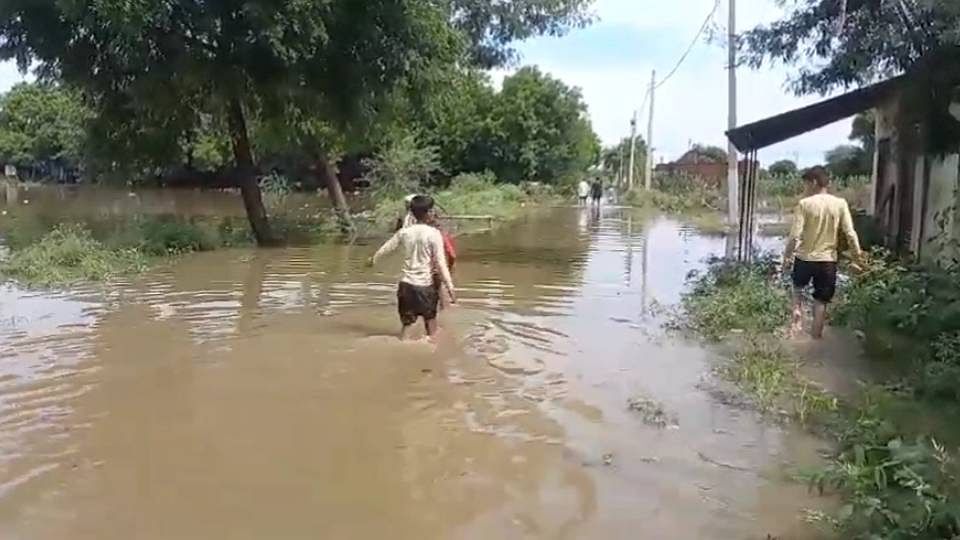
[791,258,838,303]
[397,282,438,325]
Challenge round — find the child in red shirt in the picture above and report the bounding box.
[431,219,457,309]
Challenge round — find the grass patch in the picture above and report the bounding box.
[0,224,147,286]
[364,172,553,236]
[624,173,871,217]
[682,257,790,340]
[683,255,960,539]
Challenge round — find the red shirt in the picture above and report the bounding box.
[442,231,456,270]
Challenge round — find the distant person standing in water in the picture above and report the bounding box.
[370,195,455,341]
[783,167,864,340]
[590,179,603,206]
[577,179,590,206]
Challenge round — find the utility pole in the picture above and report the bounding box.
[618,143,625,188]
[628,112,638,190]
[645,70,656,190]
[727,0,740,228]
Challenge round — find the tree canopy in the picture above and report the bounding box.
[486,67,599,183]
[601,136,648,182]
[451,0,593,68]
[768,159,798,177]
[0,0,596,243]
[824,144,871,178]
[741,0,960,153]
[688,144,727,163]
[0,83,89,170]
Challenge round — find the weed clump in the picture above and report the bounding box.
[682,257,789,340]
[1,224,147,286]
[803,387,960,539]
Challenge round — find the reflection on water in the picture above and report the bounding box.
[0,202,827,539]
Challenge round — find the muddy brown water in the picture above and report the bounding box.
[0,190,834,539]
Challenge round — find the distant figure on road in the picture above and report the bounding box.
[783,167,864,339]
[371,195,456,341]
[577,179,590,206]
[590,180,603,206]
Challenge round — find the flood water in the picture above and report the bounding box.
[0,189,832,539]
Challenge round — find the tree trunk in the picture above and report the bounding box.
[226,98,276,246]
[317,154,353,234]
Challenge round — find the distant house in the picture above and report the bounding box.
[655,149,758,186]
[727,75,960,264]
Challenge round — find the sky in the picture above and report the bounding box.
[493,0,854,167]
[0,0,851,168]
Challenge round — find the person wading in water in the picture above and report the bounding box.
[369,195,456,341]
[783,166,864,339]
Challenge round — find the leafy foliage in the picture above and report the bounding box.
[362,134,443,199]
[682,257,790,341]
[741,1,960,153]
[825,144,872,178]
[0,224,146,286]
[804,390,960,540]
[601,136,648,182]
[0,83,90,170]
[687,144,727,163]
[768,159,798,177]
[451,0,593,68]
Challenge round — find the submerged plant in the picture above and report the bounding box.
[0,224,147,286]
[682,256,789,340]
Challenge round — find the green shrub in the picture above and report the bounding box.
[804,388,960,539]
[136,218,220,255]
[362,133,442,199]
[682,257,790,340]
[624,174,724,213]
[0,224,147,286]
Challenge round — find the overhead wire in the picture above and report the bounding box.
[654,0,722,90]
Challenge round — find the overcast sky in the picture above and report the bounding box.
[495,0,855,167]
[0,0,853,167]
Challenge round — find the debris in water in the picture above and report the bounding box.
[602,453,614,466]
[696,451,753,473]
[627,396,679,429]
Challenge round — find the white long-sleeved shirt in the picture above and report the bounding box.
[372,224,455,292]
[578,181,590,198]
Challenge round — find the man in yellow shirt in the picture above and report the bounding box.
[783,167,864,339]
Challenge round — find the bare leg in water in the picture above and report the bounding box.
[790,289,804,338]
[811,300,828,339]
[424,317,438,339]
[400,323,415,341]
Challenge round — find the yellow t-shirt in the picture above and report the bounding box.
[785,193,863,263]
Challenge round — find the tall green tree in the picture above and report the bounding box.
[768,159,798,177]
[0,1,460,244]
[824,144,871,177]
[601,136,648,183]
[0,83,90,171]
[486,67,599,183]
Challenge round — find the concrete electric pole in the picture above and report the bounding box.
[727,0,740,227]
[645,70,656,190]
[628,112,638,190]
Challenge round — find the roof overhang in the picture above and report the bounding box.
[726,76,904,152]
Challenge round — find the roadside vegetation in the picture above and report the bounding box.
[622,172,870,224]
[682,254,960,539]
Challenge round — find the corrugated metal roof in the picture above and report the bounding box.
[725,76,904,152]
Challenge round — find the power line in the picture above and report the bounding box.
[654,0,721,90]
